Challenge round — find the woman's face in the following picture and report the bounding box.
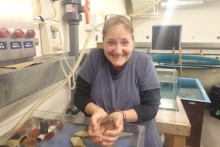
[103,24,134,71]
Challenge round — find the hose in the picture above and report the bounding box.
[0,0,162,143]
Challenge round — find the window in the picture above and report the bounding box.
[152,25,182,50]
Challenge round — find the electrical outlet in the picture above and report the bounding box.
[146,36,149,39]
[217,36,220,39]
[35,38,39,46]
[85,15,97,31]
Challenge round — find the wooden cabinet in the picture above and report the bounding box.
[181,100,206,147]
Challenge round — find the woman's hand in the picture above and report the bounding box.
[101,112,124,147]
[88,110,107,143]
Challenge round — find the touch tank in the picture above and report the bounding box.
[0,110,145,147]
[178,77,211,103]
[157,68,179,110]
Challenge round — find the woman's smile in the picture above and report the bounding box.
[103,24,134,71]
[112,54,124,58]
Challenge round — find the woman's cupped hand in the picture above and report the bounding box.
[88,111,124,147]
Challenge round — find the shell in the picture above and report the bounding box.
[4,140,19,147]
[44,131,55,140]
[71,137,85,147]
[119,132,133,138]
[28,128,41,138]
[75,131,89,138]
[20,138,39,147]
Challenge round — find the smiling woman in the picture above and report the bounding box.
[74,15,163,147]
[103,16,134,71]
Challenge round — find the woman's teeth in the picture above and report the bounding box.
[112,55,124,58]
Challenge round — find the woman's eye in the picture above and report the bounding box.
[122,41,129,45]
[108,41,114,45]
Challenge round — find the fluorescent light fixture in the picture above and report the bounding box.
[132,0,159,16]
[161,0,203,8]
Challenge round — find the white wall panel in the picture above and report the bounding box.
[133,2,220,43]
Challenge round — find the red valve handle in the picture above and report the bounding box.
[13,29,24,38]
[0,28,9,38]
[82,0,90,24]
[26,29,36,38]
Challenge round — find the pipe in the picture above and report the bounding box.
[179,46,183,77]
[69,25,79,59]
